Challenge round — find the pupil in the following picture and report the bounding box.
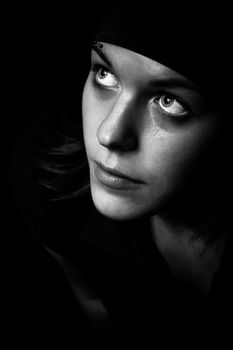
[100,69,108,78]
[163,95,173,106]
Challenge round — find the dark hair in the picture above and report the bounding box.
[32,96,90,202]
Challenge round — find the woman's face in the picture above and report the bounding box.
[82,42,221,221]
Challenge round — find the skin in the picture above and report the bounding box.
[82,42,221,222]
[82,42,227,293]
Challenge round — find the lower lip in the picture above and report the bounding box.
[93,162,143,191]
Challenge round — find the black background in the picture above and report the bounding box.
[4,3,233,349]
[6,4,103,348]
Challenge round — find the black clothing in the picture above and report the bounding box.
[10,114,233,349]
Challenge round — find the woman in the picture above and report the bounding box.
[11,1,232,349]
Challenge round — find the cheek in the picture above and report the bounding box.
[82,82,101,155]
[144,124,218,192]
[82,81,116,157]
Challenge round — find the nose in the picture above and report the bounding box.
[97,93,139,151]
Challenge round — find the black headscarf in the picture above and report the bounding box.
[94,1,231,102]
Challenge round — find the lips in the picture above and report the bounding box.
[93,160,145,190]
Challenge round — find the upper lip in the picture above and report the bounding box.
[95,160,145,183]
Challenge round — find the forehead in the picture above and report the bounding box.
[92,42,200,92]
[94,42,177,74]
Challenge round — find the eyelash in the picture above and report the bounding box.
[90,62,192,118]
[90,62,116,89]
[154,93,192,118]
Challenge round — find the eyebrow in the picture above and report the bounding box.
[91,44,113,68]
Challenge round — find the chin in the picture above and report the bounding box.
[93,199,138,221]
[90,181,158,221]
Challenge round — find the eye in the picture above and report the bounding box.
[155,94,189,117]
[95,66,119,88]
